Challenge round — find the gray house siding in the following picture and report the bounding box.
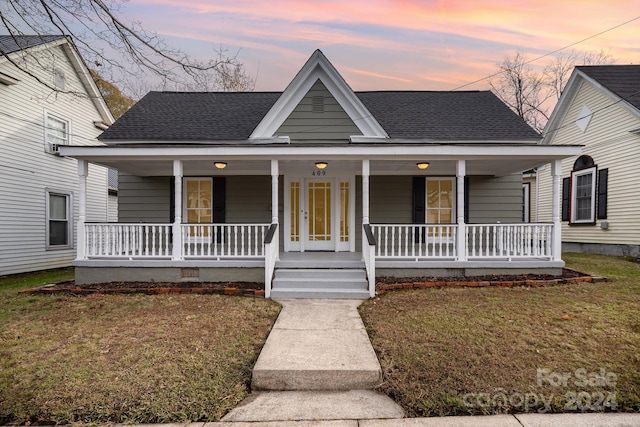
[275,80,362,141]
[117,174,171,223]
[468,174,523,223]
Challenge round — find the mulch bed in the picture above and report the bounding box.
[375,268,599,295]
[20,268,598,297]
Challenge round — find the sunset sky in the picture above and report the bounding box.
[117,1,639,91]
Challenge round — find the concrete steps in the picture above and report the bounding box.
[271,268,370,299]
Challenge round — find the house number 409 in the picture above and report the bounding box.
[312,170,326,176]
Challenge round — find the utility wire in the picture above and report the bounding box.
[451,16,640,91]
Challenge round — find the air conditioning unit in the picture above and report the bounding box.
[46,142,61,155]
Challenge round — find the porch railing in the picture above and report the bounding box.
[362,224,376,297]
[181,223,270,258]
[371,224,457,259]
[85,223,172,258]
[370,223,554,260]
[466,223,553,259]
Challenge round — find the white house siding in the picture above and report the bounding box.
[0,44,108,275]
[538,80,640,250]
[275,80,362,141]
[107,194,118,222]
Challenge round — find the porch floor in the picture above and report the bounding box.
[277,252,364,269]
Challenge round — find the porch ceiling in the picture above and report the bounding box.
[60,143,582,177]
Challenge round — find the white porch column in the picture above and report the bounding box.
[76,160,88,260]
[172,160,183,261]
[362,160,370,225]
[551,159,563,261]
[271,160,279,224]
[456,160,467,261]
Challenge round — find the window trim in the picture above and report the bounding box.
[44,110,71,153]
[570,166,597,224]
[522,182,531,223]
[45,189,73,250]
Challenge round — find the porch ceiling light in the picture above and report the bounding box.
[315,161,328,170]
[214,162,227,169]
[416,162,430,170]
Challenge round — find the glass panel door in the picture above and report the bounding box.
[305,180,333,250]
[184,178,212,238]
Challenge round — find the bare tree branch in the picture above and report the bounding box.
[0,0,255,97]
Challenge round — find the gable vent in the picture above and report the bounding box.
[312,96,325,113]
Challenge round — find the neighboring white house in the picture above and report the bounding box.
[0,35,114,275]
[538,65,640,256]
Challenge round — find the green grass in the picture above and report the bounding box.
[0,267,74,291]
[0,269,281,425]
[359,253,640,417]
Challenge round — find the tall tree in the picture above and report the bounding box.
[490,49,615,132]
[489,52,551,133]
[0,0,252,95]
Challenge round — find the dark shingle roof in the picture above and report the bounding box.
[577,65,640,111]
[0,35,65,54]
[357,91,539,140]
[100,90,540,141]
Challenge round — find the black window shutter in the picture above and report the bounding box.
[561,177,570,221]
[597,169,608,219]
[169,177,175,223]
[213,177,226,223]
[464,176,470,223]
[412,177,426,224]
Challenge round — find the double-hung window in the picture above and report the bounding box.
[571,168,596,223]
[46,190,73,249]
[562,155,607,225]
[45,112,70,153]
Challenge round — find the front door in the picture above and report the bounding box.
[305,179,333,250]
[285,176,354,252]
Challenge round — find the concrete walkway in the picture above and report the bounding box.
[223,299,403,421]
[218,299,640,426]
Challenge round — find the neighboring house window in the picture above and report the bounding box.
[426,177,455,224]
[45,112,70,153]
[53,68,66,90]
[562,155,608,225]
[46,190,73,249]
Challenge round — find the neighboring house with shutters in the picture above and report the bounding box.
[538,65,640,257]
[61,50,581,298]
[0,35,114,276]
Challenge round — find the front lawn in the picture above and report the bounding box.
[0,269,280,424]
[359,253,640,417]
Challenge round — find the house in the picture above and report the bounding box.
[538,65,640,257]
[0,35,114,276]
[60,50,581,298]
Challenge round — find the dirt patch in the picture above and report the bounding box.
[376,268,585,285]
[21,280,265,296]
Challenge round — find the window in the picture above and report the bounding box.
[562,155,607,225]
[45,112,70,153]
[426,177,455,224]
[53,68,66,90]
[46,190,72,249]
[184,178,213,224]
[571,168,596,223]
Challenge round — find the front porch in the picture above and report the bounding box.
[74,220,564,298]
[64,145,578,298]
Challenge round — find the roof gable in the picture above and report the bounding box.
[544,65,640,143]
[275,79,362,141]
[0,34,114,125]
[250,50,388,139]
